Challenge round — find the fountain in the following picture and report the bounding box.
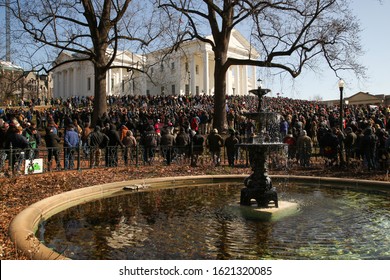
[238,86,285,208]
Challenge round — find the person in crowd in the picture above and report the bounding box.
[63,124,80,170]
[245,119,255,143]
[224,128,239,167]
[4,124,29,174]
[360,127,378,171]
[23,122,41,159]
[0,120,9,149]
[279,116,289,139]
[175,126,190,159]
[72,118,83,137]
[44,127,62,170]
[88,125,109,168]
[122,130,137,165]
[334,127,346,167]
[154,119,164,136]
[296,130,313,167]
[227,109,235,130]
[80,122,92,157]
[234,131,242,164]
[191,130,204,167]
[105,123,124,167]
[344,127,357,166]
[376,128,389,170]
[283,131,297,165]
[119,125,129,142]
[206,128,224,166]
[140,125,160,165]
[47,119,59,135]
[160,127,175,165]
[199,111,209,135]
[319,128,339,167]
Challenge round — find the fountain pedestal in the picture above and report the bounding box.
[239,144,279,208]
[238,87,285,208]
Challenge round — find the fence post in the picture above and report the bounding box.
[10,143,13,177]
[136,144,139,167]
[77,144,81,171]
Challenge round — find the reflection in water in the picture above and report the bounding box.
[38,183,390,260]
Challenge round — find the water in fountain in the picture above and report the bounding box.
[38,182,390,260]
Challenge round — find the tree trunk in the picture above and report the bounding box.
[212,32,230,133]
[92,66,107,126]
[213,61,227,133]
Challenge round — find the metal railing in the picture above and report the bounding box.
[1,142,377,178]
[0,143,295,177]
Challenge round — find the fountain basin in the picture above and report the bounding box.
[9,175,390,260]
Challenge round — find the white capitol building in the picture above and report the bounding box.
[51,30,259,99]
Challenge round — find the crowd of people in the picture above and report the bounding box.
[1,93,390,174]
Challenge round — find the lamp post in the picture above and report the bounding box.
[338,78,345,131]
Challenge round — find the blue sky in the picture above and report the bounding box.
[263,0,390,101]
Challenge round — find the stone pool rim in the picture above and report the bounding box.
[8,174,390,260]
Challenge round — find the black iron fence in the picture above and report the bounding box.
[0,143,296,177]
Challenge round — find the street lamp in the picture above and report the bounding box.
[338,78,345,131]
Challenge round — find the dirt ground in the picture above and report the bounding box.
[1,163,388,260]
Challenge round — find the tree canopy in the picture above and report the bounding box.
[158,0,364,131]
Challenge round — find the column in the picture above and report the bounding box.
[69,68,73,97]
[226,68,230,95]
[203,51,209,95]
[235,65,240,95]
[73,67,78,96]
[177,56,181,95]
[54,72,59,98]
[63,70,67,98]
[190,55,196,95]
[119,68,123,95]
[242,65,248,95]
[107,69,112,95]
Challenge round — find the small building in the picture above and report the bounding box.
[345,92,386,106]
[0,60,24,104]
[0,61,52,105]
[325,91,390,107]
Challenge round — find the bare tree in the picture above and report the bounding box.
[158,0,365,132]
[9,0,164,124]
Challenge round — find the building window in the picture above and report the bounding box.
[185,84,189,95]
[161,86,165,95]
[171,84,175,95]
[195,65,199,75]
[160,63,164,72]
[111,78,114,90]
[171,62,175,70]
[150,67,154,76]
[196,86,199,95]
[185,62,189,72]
[87,77,91,91]
[122,80,125,92]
